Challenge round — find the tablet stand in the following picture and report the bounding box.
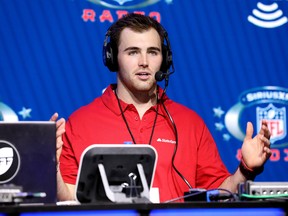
[98,163,151,203]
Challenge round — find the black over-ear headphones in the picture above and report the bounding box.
[102,26,173,75]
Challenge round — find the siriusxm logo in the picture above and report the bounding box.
[0,140,20,184]
[224,86,288,148]
[87,0,172,9]
[248,2,288,28]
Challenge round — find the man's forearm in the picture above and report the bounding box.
[218,168,246,193]
[56,171,75,201]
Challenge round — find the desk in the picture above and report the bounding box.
[0,202,287,216]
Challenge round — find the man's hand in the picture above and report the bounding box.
[241,120,271,169]
[50,112,65,163]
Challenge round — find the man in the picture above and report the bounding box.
[51,13,271,203]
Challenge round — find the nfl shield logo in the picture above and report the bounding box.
[256,103,286,144]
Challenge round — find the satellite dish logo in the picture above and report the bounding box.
[248,2,288,28]
[0,140,20,184]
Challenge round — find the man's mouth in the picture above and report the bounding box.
[136,72,151,79]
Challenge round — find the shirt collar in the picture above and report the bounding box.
[101,84,169,117]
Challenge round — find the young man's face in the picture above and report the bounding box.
[117,27,163,94]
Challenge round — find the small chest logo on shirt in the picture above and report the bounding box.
[156,138,176,144]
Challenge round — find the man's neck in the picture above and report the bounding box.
[115,85,158,119]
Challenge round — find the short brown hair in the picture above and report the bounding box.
[107,13,165,50]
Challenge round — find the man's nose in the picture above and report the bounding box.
[138,54,148,68]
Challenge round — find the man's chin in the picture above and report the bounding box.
[131,83,156,93]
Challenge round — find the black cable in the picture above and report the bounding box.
[160,91,193,190]
[114,89,159,145]
[149,103,159,145]
[115,90,136,144]
[212,188,238,202]
[164,188,236,203]
[115,71,192,191]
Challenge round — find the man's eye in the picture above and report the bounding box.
[149,51,159,55]
[128,51,138,55]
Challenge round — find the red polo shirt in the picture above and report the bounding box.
[60,84,230,202]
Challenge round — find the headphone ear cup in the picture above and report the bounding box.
[103,42,118,72]
[161,45,172,72]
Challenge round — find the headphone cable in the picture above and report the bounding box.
[114,88,159,145]
[159,92,193,190]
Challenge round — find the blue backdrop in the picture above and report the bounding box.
[1,0,287,182]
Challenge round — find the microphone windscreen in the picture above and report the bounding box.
[155,71,165,81]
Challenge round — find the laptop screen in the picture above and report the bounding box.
[0,121,56,204]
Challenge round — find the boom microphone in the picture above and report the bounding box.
[155,71,166,81]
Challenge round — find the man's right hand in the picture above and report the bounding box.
[50,112,65,163]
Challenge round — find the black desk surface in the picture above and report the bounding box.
[0,201,287,215]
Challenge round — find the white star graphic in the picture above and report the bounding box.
[18,107,32,119]
[213,107,225,118]
[223,133,231,141]
[215,122,225,131]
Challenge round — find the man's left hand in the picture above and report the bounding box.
[241,120,272,169]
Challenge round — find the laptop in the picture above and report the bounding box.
[0,121,57,205]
